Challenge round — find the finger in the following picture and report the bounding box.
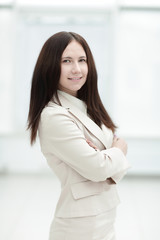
[113,136,118,142]
[88,141,98,150]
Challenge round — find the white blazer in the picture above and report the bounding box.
[38,90,130,218]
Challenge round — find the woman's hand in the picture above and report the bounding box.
[86,139,98,151]
[112,136,128,156]
[86,136,128,156]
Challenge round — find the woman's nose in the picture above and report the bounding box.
[71,62,81,73]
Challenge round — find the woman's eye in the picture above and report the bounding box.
[79,59,87,62]
[63,59,71,63]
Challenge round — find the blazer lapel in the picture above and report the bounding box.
[68,107,108,148]
[57,93,108,148]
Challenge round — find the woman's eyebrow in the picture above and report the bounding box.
[61,56,72,59]
[62,56,87,59]
[79,56,87,59]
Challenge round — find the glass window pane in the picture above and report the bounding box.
[114,10,160,137]
[0,9,14,134]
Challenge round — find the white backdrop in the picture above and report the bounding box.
[0,1,160,174]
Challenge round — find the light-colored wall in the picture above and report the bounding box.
[0,1,160,175]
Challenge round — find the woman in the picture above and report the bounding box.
[27,31,130,240]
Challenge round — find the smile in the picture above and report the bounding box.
[68,77,82,81]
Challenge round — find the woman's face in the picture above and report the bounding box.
[59,40,88,96]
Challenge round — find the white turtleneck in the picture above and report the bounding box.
[58,90,87,115]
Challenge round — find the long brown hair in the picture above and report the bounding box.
[27,31,116,144]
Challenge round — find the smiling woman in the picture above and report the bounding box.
[27,31,130,240]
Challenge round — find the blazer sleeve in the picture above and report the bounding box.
[39,107,130,182]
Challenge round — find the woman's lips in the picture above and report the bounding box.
[68,77,82,81]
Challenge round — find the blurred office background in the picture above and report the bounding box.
[0,0,160,239]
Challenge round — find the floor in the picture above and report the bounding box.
[0,174,159,240]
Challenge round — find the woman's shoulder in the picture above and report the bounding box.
[39,101,77,132]
[41,101,68,118]
[40,101,73,128]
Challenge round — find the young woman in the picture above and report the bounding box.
[27,31,130,240]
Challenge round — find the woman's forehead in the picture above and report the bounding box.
[62,40,86,57]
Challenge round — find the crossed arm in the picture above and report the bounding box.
[86,136,128,156]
